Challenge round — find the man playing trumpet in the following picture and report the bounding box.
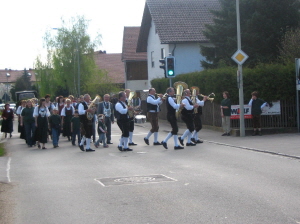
[161,87,185,150]
[144,88,163,146]
[178,89,199,146]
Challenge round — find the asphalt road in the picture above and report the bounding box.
[3,120,300,224]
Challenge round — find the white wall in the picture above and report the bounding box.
[147,21,213,84]
[127,80,148,91]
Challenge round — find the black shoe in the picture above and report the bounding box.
[118,146,123,151]
[144,138,149,145]
[161,141,168,149]
[227,133,230,136]
[191,138,196,144]
[10,134,12,138]
[72,143,76,146]
[86,148,95,152]
[222,133,227,136]
[258,131,262,136]
[178,137,184,146]
[107,141,113,144]
[79,144,85,151]
[153,142,162,146]
[123,148,133,151]
[174,145,184,150]
[186,142,196,146]
[54,145,57,148]
[195,139,203,143]
[38,143,41,149]
[67,136,70,141]
[129,142,137,146]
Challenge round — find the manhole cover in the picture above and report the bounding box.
[95,174,176,186]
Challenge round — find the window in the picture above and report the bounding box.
[161,48,165,59]
[151,51,155,68]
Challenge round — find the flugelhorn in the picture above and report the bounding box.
[174,81,188,117]
[127,91,136,118]
[199,92,215,102]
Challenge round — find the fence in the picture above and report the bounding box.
[140,99,297,129]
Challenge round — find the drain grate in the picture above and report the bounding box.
[95,174,177,187]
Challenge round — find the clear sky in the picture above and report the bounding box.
[0,0,146,70]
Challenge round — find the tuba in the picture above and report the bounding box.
[191,86,200,114]
[127,91,136,118]
[87,95,101,120]
[173,81,188,118]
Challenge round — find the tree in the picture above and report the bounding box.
[10,68,33,101]
[35,16,114,97]
[279,28,300,64]
[201,0,300,68]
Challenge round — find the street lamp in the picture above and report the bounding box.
[6,73,10,103]
[52,28,80,97]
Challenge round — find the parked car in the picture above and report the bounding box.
[9,103,16,113]
[0,103,5,111]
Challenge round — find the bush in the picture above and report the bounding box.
[151,63,295,103]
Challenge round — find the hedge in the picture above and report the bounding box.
[151,63,295,103]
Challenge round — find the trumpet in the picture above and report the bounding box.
[199,93,215,102]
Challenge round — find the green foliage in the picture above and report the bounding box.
[10,68,33,101]
[35,16,115,97]
[279,28,300,64]
[0,143,5,157]
[201,0,300,68]
[151,63,295,104]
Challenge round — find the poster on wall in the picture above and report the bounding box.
[230,101,281,119]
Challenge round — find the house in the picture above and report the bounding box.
[94,51,125,89]
[136,0,220,85]
[0,69,37,102]
[122,26,148,91]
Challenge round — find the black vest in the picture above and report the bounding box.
[147,95,159,112]
[197,104,202,115]
[79,102,88,122]
[115,101,129,122]
[166,95,176,115]
[181,97,194,116]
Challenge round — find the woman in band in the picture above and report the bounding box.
[34,98,50,149]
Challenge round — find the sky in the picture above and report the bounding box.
[0,0,146,70]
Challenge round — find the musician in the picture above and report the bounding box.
[125,89,137,146]
[115,91,134,151]
[144,88,163,146]
[178,89,199,146]
[78,94,95,152]
[191,92,207,144]
[97,94,114,144]
[161,87,185,150]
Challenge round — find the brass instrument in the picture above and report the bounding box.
[199,93,215,102]
[191,86,200,114]
[127,91,136,118]
[87,95,101,120]
[173,81,188,118]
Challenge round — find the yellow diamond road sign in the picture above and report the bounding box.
[231,50,249,65]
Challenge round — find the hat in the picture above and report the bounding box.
[53,107,58,111]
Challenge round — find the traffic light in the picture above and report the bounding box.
[159,58,166,77]
[166,56,175,78]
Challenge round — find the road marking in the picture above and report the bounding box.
[206,140,300,160]
[6,157,11,183]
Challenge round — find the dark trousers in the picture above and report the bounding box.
[24,122,36,146]
[167,114,178,135]
[193,114,202,132]
[147,112,159,132]
[129,118,134,132]
[181,114,195,133]
[105,117,112,142]
[72,129,81,144]
[252,115,261,129]
[117,120,129,138]
[82,120,93,138]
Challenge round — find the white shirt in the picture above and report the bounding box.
[78,101,89,115]
[168,96,180,110]
[61,105,75,116]
[147,95,162,112]
[115,101,128,114]
[16,106,25,115]
[196,98,205,107]
[182,96,194,111]
[33,106,50,117]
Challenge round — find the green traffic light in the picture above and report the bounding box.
[168,70,174,76]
